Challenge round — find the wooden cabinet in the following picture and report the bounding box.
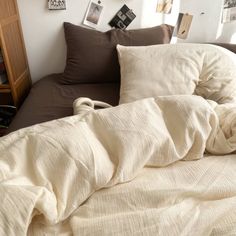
[0,0,31,108]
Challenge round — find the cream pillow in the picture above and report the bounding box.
[196,45,236,104]
[117,43,236,104]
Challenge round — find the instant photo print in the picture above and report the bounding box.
[83,1,104,28]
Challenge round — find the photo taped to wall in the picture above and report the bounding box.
[48,0,66,10]
[83,1,104,28]
[156,0,173,14]
[109,5,136,30]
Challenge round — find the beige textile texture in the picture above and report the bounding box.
[0,95,236,235]
[117,44,236,104]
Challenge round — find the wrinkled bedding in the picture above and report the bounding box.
[0,95,236,235]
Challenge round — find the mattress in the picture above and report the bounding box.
[7,73,120,133]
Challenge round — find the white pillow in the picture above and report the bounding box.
[196,45,236,104]
[117,43,236,104]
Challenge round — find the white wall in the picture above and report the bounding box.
[17,0,236,82]
[179,0,236,43]
[17,0,180,82]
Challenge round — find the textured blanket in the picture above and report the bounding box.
[0,95,236,235]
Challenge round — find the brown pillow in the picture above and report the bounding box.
[62,22,174,84]
[211,43,236,54]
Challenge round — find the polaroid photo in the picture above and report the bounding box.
[48,0,66,10]
[83,1,104,28]
[175,13,193,39]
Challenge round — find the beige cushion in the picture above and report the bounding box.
[117,43,236,104]
[196,45,236,104]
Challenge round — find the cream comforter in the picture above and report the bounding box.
[1,95,236,235]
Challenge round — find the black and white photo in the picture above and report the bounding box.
[109,5,136,30]
[83,1,104,28]
[48,0,66,10]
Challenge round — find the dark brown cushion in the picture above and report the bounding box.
[62,22,174,84]
[212,43,236,54]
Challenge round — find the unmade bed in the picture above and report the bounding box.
[1,22,236,236]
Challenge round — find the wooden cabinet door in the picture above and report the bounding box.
[0,0,31,107]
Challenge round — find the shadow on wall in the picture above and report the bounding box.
[35,0,67,73]
[38,26,67,76]
[216,21,236,43]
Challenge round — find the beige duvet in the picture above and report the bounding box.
[0,95,236,235]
